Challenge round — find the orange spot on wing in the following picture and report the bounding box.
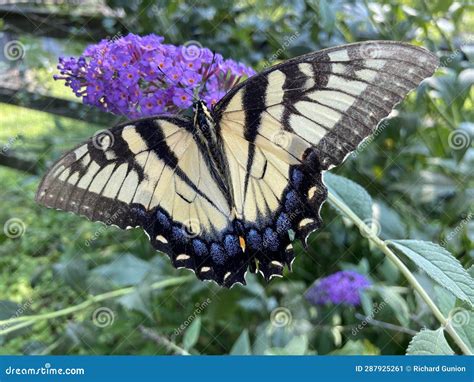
[239,236,246,252]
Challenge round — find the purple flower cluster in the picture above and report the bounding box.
[305,271,371,307]
[55,33,256,118]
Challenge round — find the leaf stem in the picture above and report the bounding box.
[0,276,193,337]
[327,191,472,355]
[139,325,190,355]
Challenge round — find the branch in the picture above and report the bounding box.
[0,152,39,174]
[139,325,190,355]
[0,276,193,336]
[354,313,418,336]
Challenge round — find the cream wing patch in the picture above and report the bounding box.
[37,119,234,240]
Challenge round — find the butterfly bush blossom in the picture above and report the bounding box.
[54,33,256,118]
[305,271,371,307]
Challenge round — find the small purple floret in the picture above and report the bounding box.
[305,271,371,307]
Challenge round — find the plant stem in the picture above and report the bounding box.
[0,276,193,336]
[354,313,418,336]
[327,191,472,355]
[139,325,190,355]
[428,96,457,130]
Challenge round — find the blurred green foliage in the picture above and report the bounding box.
[0,0,473,355]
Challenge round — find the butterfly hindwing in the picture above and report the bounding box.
[213,41,438,279]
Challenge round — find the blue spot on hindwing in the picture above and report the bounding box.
[193,240,208,257]
[156,210,171,231]
[210,243,226,265]
[276,213,291,233]
[171,226,186,243]
[247,229,262,251]
[285,190,300,211]
[224,235,240,257]
[291,169,304,189]
[263,228,279,251]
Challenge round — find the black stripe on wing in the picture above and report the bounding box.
[214,41,439,170]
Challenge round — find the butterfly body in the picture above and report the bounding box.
[37,41,439,287]
[192,100,234,206]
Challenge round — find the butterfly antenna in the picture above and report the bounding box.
[196,51,218,99]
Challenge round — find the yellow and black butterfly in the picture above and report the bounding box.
[36,41,438,287]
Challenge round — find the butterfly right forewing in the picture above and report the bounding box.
[212,41,438,278]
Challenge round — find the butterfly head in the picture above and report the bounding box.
[193,100,213,123]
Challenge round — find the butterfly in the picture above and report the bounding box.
[36,41,438,287]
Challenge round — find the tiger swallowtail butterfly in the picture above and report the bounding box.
[36,41,438,287]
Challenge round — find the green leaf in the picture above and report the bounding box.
[53,257,88,291]
[252,327,270,355]
[373,200,407,239]
[0,300,32,341]
[324,172,372,221]
[91,254,151,287]
[263,334,309,355]
[406,328,454,355]
[283,335,308,355]
[389,240,474,307]
[331,339,380,355]
[379,257,400,284]
[183,317,201,350]
[377,287,410,327]
[360,290,375,318]
[230,329,251,355]
[450,308,474,352]
[318,0,336,33]
[434,285,456,316]
[432,0,454,12]
[118,287,153,318]
[469,265,474,278]
[64,322,97,349]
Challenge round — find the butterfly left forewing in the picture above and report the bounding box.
[37,117,248,286]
